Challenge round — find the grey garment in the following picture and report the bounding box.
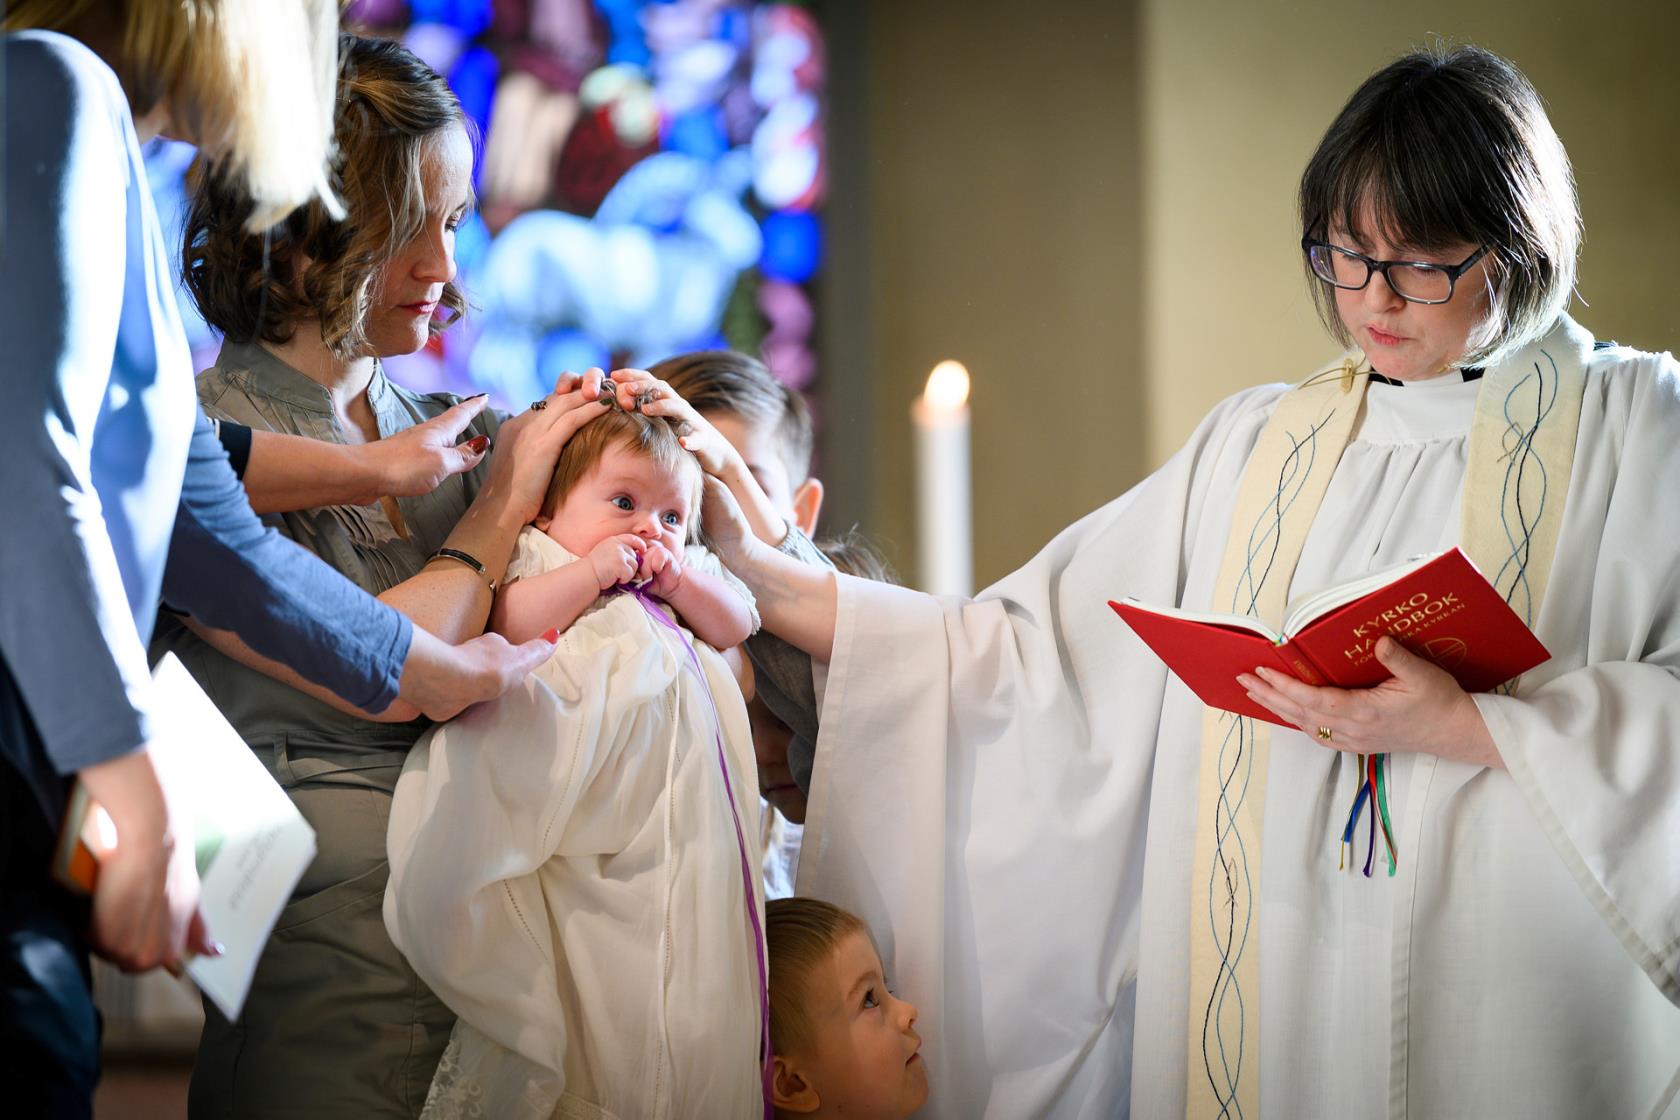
[156,340,500,1118]
[157,339,501,751]
[188,744,452,1119]
[741,526,833,792]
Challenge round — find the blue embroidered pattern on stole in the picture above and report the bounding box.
[1201,408,1337,1118]
[1493,350,1559,626]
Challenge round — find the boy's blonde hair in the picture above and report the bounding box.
[6,0,341,231]
[542,408,703,541]
[766,897,870,1057]
[651,351,814,485]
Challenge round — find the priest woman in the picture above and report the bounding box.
[703,44,1680,1118]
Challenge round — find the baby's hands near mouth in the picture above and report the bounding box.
[589,533,647,590]
[641,541,685,599]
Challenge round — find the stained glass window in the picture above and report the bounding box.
[151,0,826,411]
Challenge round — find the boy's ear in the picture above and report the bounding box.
[790,477,824,536]
[771,1054,820,1114]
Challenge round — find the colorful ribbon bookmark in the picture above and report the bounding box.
[1339,752,1397,877]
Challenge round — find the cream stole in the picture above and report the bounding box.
[1185,316,1592,1119]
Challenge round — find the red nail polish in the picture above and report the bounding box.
[466,435,490,453]
[541,628,560,643]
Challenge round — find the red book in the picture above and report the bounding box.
[1108,548,1550,727]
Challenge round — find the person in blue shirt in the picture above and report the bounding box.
[0,4,606,1114]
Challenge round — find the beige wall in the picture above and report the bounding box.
[820,0,1144,587]
[823,0,1680,588]
[1142,0,1680,463]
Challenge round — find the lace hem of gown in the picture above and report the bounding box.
[421,1019,625,1120]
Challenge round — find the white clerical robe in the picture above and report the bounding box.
[386,529,765,1120]
[799,327,1680,1119]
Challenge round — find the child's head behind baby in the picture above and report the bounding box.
[537,406,704,560]
[768,898,928,1119]
[651,349,821,532]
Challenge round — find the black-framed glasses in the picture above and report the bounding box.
[1302,238,1489,305]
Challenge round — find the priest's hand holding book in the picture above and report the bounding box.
[1110,548,1548,769]
[1237,636,1503,768]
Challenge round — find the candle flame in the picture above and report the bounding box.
[924,360,970,412]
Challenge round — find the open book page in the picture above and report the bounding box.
[1116,553,1448,644]
[1279,552,1442,637]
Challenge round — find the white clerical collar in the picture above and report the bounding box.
[1366,367,1484,387]
[1356,367,1483,443]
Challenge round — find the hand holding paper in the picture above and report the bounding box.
[55,654,317,1020]
[74,746,215,974]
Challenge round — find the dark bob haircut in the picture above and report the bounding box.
[1298,45,1579,366]
[182,34,469,359]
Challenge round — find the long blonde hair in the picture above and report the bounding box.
[6,0,341,230]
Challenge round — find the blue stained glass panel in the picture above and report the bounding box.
[150,1,826,408]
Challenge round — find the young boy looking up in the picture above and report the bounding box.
[766,897,930,1119]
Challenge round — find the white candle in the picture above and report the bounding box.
[912,360,973,596]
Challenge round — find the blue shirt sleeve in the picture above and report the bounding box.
[0,34,159,778]
[0,33,413,808]
[163,412,412,714]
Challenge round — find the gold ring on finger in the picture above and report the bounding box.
[1316,725,1334,742]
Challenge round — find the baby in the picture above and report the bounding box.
[766,897,929,1119]
[490,395,755,651]
[386,401,771,1118]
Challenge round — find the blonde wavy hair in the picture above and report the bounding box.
[182,34,469,358]
[5,0,341,230]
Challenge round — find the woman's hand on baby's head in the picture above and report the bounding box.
[588,533,647,590]
[599,367,666,412]
[487,368,620,524]
[641,541,685,598]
